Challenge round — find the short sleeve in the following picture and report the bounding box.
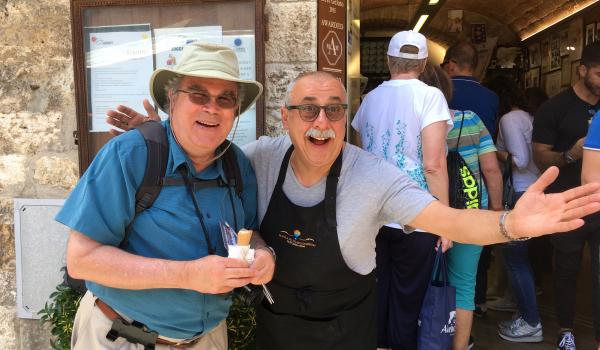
[421,87,453,130]
[477,117,496,155]
[235,147,258,230]
[55,132,147,245]
[584,113,600,150]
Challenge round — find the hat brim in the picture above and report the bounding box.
[149,68,263,115]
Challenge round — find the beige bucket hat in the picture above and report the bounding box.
[149,43,263,114]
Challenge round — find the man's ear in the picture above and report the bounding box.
[578,64,587,79]
[281,106,289,130]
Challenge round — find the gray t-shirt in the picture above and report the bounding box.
[243,135,435,274]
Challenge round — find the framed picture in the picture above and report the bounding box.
[546,71,562,97]
[549,38,561,70]
[471,23,486,44]
[568,18,584,60]
[559,29,569,56]
[529,42,541,68]
[70,0,265,172]
[530,67,540,88]
[586,22,595,45]
[541,39,549,73]
[561,57,571,87]
[447,10,463,33]
[571,60,581,85]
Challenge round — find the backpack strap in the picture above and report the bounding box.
[120,121,169,248]
[134,121,169,215]
[220,140,244,197]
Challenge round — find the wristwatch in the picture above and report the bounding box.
[562,150,576,164]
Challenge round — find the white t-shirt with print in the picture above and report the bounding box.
[352,78,452,228]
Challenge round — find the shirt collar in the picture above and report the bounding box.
[452,75,480,84]
[164,120,226,180]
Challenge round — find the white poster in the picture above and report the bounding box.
[86,24,154,132]
[153,26,223,118]
[223,33,256,146]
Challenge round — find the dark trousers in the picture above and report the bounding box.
[551,214,600,341]
[376,226,437,350]
[474,246,492,305]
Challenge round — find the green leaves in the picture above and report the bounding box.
[37,282,83,350]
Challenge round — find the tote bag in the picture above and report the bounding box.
[417,249,456,350]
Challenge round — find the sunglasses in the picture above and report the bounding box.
[176,89,239,109]
[286,103,348,122]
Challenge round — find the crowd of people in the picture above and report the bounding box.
[55,31,600,350]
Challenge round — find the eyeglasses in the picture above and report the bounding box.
[286,104,348,122]
[176,89,239,109]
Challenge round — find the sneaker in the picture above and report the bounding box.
[498,316,543,342]
[467,335,474,349]
[498,312,520,330]
[556,331,576,350]
[487,297,518,312]
[474,303,487,318]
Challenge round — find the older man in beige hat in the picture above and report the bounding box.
[56,43,275,349]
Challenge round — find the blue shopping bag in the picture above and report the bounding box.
[417,249,456,350]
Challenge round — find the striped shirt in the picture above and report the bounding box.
[446,110,497,208]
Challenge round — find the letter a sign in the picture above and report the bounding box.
[317,0,346,83]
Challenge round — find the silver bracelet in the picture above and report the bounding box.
[499,210,530,242]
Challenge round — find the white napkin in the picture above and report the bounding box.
[228,245,255,264]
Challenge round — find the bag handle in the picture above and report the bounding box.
[432,248,450,286]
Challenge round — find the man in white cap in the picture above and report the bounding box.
[56,43,275,349]
[352,30,453,350]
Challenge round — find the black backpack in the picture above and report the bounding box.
[65,121,244,293]
[447,112,482,210]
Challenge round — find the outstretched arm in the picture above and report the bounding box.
[106,99,160,136]
[409,166,600,245]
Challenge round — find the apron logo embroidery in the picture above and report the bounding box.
[278,230,316,248]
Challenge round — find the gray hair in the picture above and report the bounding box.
[284,71,347,105]
[164,75,245,115]
[387,55,426,75]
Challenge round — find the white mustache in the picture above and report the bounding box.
[305,128,336,139]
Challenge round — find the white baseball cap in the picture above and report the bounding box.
[387,31,428,59]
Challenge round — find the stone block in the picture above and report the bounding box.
[265,1,316,63]
[33,156,78,190]
[0,198,15,270]
[0,112,67,154]
[264,62,316,136]
[0,272,17,350]
[0,155,27,192]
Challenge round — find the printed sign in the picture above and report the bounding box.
[317,0,346,83]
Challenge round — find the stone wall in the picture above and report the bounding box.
[0,0,315,348]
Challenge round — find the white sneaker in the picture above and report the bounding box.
[497,316,543,343]
[556,331,577,350]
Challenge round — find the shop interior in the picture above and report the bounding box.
[357,1,599,348]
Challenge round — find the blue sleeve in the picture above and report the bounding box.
[55,131,147,246]
[584,113,600,150]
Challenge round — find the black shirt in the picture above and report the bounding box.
[532,87,599,192]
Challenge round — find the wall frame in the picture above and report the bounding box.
[70,0,265,174]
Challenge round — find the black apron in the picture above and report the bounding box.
[256,146,376,350]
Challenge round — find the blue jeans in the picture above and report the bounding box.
[500,191,540,325]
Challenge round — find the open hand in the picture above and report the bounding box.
[105,99,161,136]
[508,166,600,238]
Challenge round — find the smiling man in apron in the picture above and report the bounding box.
[241,71,600,350]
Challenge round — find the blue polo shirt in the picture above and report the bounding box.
[585,111,600,150]
[56,120,257,339]
[449,76,499,135]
